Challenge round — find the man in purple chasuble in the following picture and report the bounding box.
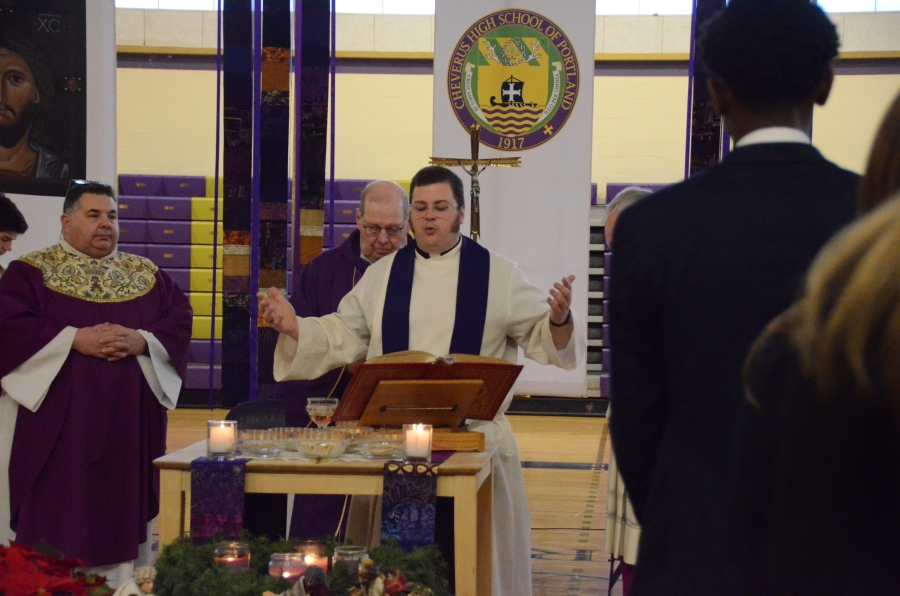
[0,181,192,587]
[282,180,409,540]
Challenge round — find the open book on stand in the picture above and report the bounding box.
[332,351,523,450]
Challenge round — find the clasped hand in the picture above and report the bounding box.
[257,287,299,341]
[73,323,147,362]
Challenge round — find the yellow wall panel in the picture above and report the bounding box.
[189,292,223,316]
[190,245,218,268]
[189,269,223,292]
[191,221,225,245]
[192,316,222,340]
[191,197,223,220]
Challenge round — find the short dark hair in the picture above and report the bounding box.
[0,194,28,234]
[63,180,116,214]
[409,166,465,209]
[0,29,53,112]
[698,0,839,110]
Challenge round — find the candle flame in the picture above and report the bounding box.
[416,423,423,432]
[283,571,290,578]
[304,554,315,565]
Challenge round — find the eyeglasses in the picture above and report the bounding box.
[411,202,459,218]
[362,224,405,238]
[66,179,114,199]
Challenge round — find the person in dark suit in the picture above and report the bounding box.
[607,1,860,594]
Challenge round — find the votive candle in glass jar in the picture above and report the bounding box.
[403,423,432,462]
[333,545,368,574]
[207,420,237,460]
[213,541,250,573]
[268,553,307,582]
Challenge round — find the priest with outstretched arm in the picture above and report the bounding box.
[0,180,192,587]
[259,165,585,596]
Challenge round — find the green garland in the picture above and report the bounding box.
[154,534,450,596]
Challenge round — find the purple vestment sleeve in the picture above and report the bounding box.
[0,262,71,378]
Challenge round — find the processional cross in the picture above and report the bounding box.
[430,124,520,242]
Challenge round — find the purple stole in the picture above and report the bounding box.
[381,236,490,356]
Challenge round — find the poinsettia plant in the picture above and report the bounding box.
[0,542,113,596]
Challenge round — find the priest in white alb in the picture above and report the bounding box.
[259,165,585,596]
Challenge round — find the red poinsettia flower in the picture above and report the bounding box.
[0,541,108,596]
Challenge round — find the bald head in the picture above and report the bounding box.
[356,180,410,262]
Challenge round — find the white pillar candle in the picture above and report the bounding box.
[209,422,235,453]
[404,423,432,459]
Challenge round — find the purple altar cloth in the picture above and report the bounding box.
[381,461,438,552]
[190,457,246,543]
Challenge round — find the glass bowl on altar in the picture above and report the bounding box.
[356,429,405,460]
[237,427,288,458]
[289,427,351,459]
[334,422,373,454]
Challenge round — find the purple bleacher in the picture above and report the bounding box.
[335,179,371,203]
[604,252,612,272]
[323,223,357,245]
[185,363,221,390]
[603,300,609,322]
[119,175,163,197]
[147,221,192,244]
[117,196,151,219]
[591,182,598,206]
[163,268,190,292]
[117,243,150,258]
[600,373,611,398]
[162,176,206,198]
[602,348,611,372]
[324,200,359,224]
[118,220,149,243]
[603,276,610,297]
[602,324,610,347]
[605,183,669,204]
[147,245,191,268]
[148,196,193,220]
[189,340,222,364]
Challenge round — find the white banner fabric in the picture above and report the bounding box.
[433,0,594,397]
[2,0,117,266]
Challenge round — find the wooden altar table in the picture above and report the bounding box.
[154,441,495,596]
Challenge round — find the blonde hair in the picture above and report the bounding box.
[771,194,900,407]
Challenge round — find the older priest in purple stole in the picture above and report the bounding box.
[260,167,586,596]
[0,181,192,587]
[283,180,409,539]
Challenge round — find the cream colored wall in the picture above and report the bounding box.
[116,69,900,195]
[328,74,433,180]
[812,74,900,174]
[117,68,220,176]
[592,76,689,199]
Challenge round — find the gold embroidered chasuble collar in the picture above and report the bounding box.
[19,241,158,303]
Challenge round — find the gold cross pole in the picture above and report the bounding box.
[430,124,520,242]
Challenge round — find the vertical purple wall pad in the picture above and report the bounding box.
[222,0,254,407]
[255,0,292,401]
[685,0,728,179]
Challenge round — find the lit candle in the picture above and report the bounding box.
[304,553,329,571]
[269,554,307,582]
[404,423,432,460]
[214,553,251,573]
[209,422,235,453]
[213,541,251,573]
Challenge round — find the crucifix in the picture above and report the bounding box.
[429,124,521,242]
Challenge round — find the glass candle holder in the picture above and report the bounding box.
[294,539,328,572]
[207,420,237,460]
[268,553,307,583]
[213,541,250,573]
[403,423,432,462]
[333,545,368,574]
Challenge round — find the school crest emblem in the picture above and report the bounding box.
[447,10,580,151]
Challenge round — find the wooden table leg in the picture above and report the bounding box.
[454,476,478,596]
[476,469,493,596]
[158,468,184,546]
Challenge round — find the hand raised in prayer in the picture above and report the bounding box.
[547,275,575,325]
[547,275,576,350]
[257,287,299,342]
